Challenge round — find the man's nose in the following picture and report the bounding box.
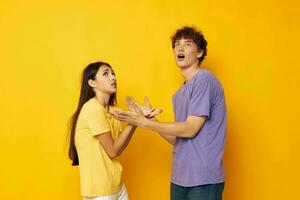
[178,45,184,51]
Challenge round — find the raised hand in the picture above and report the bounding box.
[109,109,145,127]
[126,96,162,118]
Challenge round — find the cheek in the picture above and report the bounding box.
[94,78,106,88]
[186,49,198,58]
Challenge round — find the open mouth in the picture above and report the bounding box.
[177,54,185,60]
[111,83,117,87]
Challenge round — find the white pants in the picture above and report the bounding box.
[83,184,128,200]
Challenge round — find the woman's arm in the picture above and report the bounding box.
[95,125,136,159]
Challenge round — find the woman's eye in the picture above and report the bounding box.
[103,72,108,76]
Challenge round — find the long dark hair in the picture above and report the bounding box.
[69,61,116,166]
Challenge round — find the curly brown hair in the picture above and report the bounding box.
[171,26,208,64]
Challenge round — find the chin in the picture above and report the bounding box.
[110,89,117,95]
[177,60,198,68]
[177,62,190,68]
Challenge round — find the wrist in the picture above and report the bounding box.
[141,117,150,128]
[128,124,137,129]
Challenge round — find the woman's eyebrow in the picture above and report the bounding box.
[101,68,110,73]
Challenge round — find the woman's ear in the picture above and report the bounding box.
[88,79,96,88]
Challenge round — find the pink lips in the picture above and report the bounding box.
[111,82,117,87]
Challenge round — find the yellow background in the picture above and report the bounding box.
[0,0,299,199]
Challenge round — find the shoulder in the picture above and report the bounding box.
[194,69,222,87]
[81,98,105,115]
[195,69,213,81]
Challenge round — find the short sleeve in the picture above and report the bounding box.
[188,77,212,118]
[85,106,110,136]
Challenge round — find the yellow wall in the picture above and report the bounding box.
[0,0,299,199]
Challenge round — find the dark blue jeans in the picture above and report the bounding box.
[171,182,225,200]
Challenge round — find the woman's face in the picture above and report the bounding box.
[91,65,117,95]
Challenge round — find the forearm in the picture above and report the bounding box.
[114,125,136,156]
[144,119,193,138]
[109,108,205,139]
[150,118,176,145]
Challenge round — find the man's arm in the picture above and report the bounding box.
[110,110,206,139]
[144,115,206,138]
[150,118,176,145]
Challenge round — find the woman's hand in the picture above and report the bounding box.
[126,96,162,118]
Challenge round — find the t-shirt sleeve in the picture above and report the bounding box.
[85,106,110,136]
[188,77,212,118]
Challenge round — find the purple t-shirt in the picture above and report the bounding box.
[171,69,227,186]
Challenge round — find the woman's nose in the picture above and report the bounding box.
[110,74,116,80]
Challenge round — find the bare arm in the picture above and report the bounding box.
[95,125,136,159]
[150,118,176,145]
[144,115,206,138]
[110,110,206,139]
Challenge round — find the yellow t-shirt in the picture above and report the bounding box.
[75,98,123,197]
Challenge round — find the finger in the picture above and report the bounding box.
[112,115,127,121]
[109,112,124,120]
[129,96,143,108]
[126,96,133,105]
[110,111,130,121]
[127,101,140,113]
[149,108,163,118]
[127,97,143,114]
[127,96,138,104]
[126,100,136,112]
[144,96,152,107]
[110,110,129,117]
[126,97,139,112]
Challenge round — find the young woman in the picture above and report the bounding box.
[68,61,140,200]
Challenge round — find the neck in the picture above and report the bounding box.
[94,91,110,109]
[181,62,202,82]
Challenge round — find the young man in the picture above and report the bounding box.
[111,26,227,200]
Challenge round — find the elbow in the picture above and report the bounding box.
[184,131,198,138]
[182,126,200,138]
[182,121,204,138]
[107,150,120,159]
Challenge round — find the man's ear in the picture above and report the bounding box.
[88,79,96,88]
[197,50,203,58]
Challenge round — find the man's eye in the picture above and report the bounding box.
[103,72,108,76]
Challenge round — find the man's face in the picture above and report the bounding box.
[173,38,202,68]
